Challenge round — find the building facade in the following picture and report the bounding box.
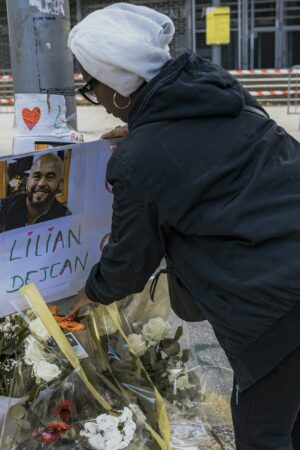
[0,0,299,72]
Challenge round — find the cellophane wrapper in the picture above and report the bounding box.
[93,274,235,449]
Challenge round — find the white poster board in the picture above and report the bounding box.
[0,140,113,316]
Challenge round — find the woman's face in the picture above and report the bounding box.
[80,66,130,122]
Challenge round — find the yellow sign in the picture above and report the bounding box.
[206,6,230,45]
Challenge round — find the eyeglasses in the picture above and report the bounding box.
[78,78,101,105]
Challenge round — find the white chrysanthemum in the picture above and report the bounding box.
[96,413,119,430]
[29,318,51,342]
[142,317,170,343]
[33,360,61,383]
[80,407,136,450]
[84,422,98,434]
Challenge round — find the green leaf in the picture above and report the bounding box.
[181,349,190,363]
[174,325,183,341]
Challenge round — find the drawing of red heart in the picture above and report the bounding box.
[22,107,41,130]
[28,231,33,236]
[48,227,54,232]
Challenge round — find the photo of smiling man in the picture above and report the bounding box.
[0,153,71,232]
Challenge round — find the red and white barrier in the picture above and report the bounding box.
[0,75,13,81]
[250,89,299,97]
[0,98,14,104]
[229,69,291,75]
[2,69,299,83]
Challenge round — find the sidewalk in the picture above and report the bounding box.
[0,104,299,372]
[1,105,299,156]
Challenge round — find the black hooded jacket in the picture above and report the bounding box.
[85,50,300,391]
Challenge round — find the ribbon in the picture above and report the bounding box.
[97,302,171,450]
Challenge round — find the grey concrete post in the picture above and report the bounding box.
[211,0,222,66]
[6,0,77,130]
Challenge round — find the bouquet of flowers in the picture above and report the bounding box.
[1,368,143,450]
[1,284,166,450]
[89,294,234,450]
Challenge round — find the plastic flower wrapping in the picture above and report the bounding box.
[0,276,234,449]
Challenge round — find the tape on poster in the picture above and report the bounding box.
[29,0,65,16]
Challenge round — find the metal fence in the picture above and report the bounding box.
[287,65,300,129]
[1,0,300,72]
[71,0,194,59]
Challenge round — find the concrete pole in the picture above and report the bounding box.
[212,0,222,66]
[241,0,249,69]
[6,0,77,131]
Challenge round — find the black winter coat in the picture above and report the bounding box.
[86,50,300,392]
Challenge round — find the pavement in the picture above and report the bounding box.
[1,104,299,368]
[1,103,299,371]
[1,104,300,155]
[1,103,298,448]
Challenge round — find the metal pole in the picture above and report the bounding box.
[237,0,242,69]
[241,0,249,69]
[250,0,255,69]
[275,0,284,68]
[191,0,197,53]
[212,0,221,65]
[76,0,82,23]
[6,0,77,131]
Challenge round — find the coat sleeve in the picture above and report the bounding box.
[85,155,166,304]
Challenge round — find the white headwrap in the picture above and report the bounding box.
[68,3,175,97]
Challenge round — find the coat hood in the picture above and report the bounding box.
[129,50,246,129]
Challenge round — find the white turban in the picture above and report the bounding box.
[68,3,175,97]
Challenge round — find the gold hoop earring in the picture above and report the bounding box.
[113,92,131,110]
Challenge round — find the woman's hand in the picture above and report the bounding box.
[66,288,96,318]
[101,125,129,139]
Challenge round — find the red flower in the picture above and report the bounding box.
[33,422,70,445]
[33,427,60,445]
[52,400,72,421]
[47,422,71,431]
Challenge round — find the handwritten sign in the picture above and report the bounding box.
[0,140,113,316]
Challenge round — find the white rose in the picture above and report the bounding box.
[24,336,48,366]
[127,334,147,356]
[29,318,51,342]
[142,317,170,343]
[33,360,61,383]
